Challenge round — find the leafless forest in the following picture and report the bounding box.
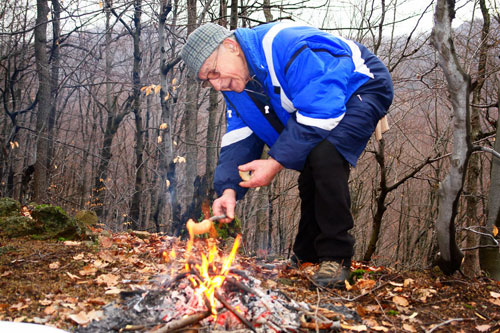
[1,0,499,277]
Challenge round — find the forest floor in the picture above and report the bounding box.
[0,229,499,332]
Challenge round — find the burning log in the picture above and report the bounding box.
[214,291,255,332]
[149,310,211,333]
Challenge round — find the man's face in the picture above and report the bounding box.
[198,40,250,93]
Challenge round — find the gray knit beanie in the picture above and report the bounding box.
[181,23,234,79]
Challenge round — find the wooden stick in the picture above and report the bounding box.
[149,310,211,333]
[214,291,256,332]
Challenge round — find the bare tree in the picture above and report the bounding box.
[33,0,53,203]
[431,0,471,275]
[480,74,500,279]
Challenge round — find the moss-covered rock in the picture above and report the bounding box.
[75,210,98,227]
[0,216,43,237]
[30,204,88,240]
[0,198,21,217]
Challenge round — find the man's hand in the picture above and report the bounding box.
[238,157,283,188]
[212,189,236,223]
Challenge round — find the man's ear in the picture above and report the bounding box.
[223,38,239,53]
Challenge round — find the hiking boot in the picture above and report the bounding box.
[312,261,350,288]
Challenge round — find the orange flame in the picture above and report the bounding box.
[183,220,242,315]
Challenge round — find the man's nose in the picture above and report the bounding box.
[210,78,221,91]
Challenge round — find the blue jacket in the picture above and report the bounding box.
[214,22,393,200]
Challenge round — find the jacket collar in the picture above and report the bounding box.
[234,28,268,84]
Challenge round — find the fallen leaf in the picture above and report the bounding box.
[489,298,500,306]
[64,241,81,246]
[371,326,389,332]
[61,302,77,310]
[340,323,367,331]
[98,250,115,263]
[49,261,60,269]
[1,271,12,277]
[104,287,122,295]
[93,259,109,269]
[493,225,498,237]
[403,278,414,287]
[389,281,403,287]
[345,279,353,291]
[476,324,491,332]
[393,295,409,307]
[357,279,376,290]
[73,253,85,260]
[10,302,29,311]
[96,273,119,287]
[14,316,27,322]
[99,236,113,248]
[79,265,97,276]
[68,310,103,325]
[490,291,500,298]
[87,297,106,305]
[33,317,49,324]
[403,323,417,332]
[39,299,53,306]
[66,272,81,280]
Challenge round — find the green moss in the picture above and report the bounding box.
[0,198,21,217]
[352,269,367,279]
[30,205,88,240]
[0,216,43,237]
[386,310,399,316]
[74,210,98,226]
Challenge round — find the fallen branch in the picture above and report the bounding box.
[425,318,475,333]
[149,310,211,333]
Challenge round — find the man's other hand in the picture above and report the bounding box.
[238,157,283,188]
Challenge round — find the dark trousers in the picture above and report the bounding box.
[293,140,354,266]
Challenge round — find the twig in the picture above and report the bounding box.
[214,291,256,332]
[149,310,212,333]
[425,318,474,333]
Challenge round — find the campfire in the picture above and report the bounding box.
[76,216,339,332]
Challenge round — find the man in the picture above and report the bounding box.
[180,22,393,288]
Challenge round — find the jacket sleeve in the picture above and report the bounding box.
[214,100,265,200]
[269,42,354,170]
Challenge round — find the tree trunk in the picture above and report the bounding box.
[128,0,144,230]
[463,0,490,278]
[93,2,130,221]
[480,74,500,280]
[430,0,470,275]
[46,0,61,180]
[33,0,52,203]
[180,0,199,228]
[155,0,180,233]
